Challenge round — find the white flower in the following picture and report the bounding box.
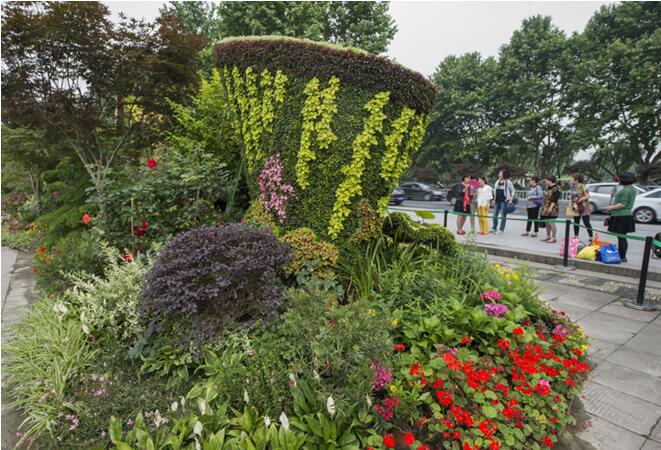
[288,373,297,388]
[195,438,201,450]
[153,410,167,428]
[82,324,90,335]
[53,303,68,315]
[264,416,271,427]
[193,420,203,436]
[366,395,372,408]
[197,398,207,415]
[243,389,249,404]
[313,370,320,381]
[170,401,178,412]
[279,412,289,431]
[326,395,336,417]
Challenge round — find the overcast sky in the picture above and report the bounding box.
[105,1,610,77]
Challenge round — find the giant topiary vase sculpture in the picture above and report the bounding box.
[213,36,436,247]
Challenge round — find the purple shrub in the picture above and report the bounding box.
[139,224,291,346]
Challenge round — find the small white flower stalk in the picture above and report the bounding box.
[279,412,290,431]
[326,395,336,417]
[197,398,208,415]
[264,416,271,427]
[53,302,68,315]
[243,389,250,404]
[193,420,203,436]
[170,401,178,412]
[288,373,297,388]
[366,394,372,408]
[82,324,90,335]
[312,370,321,382]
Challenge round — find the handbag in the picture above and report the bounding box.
[533,197,543,207]
[604,216,611,227]
[560,237,580,259]
[505,203,516,214]
[565,205,578,217]
[599,244,621,264]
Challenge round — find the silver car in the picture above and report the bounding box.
[586,183,648,213]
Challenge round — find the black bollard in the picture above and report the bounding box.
[443,209,448,228]
[623,236,657,311]
[563,219,571,267]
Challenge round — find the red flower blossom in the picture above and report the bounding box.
[36,246,46,254]
[497,338,510,350]
[552,334,566,343]
[513,327,524,335]
[436,389,453,406]
[410,362,421,376]
[393,343,406,352]
[433,377,444,389]
[442,352,462,370]
[417,445,430,450]
[565,377,576,387]
[490,441,500,450]
[461,335,473,345]
[541,435,554,448]
[82,213,92,224]
[383,434,396,448]
[123,254,134,263]
[31,268,39,273]
[147,159,157,169]
[405,432,415,445]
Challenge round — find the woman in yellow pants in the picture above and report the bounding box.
[477,176,493,235]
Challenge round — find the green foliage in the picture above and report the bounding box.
[281,227,339,275]
[3,297,97,445]
[382,212,457,257]
[33,231,108,296]
[65,249,149,343]
[1,226,34,251]
[102,149,231,250]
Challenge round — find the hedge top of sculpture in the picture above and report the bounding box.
[213,36,436,246]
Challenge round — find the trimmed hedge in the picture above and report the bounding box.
[212,37,436,250]
[383,212,457,257]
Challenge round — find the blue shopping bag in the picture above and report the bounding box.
[599,244,621,264]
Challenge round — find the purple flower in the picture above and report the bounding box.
[552,324,570,338]
[484,303,509,318]
[258,154,295,223]
[371,361,392,391]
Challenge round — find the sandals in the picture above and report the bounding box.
[547,238,557,244]
[521,232,530,237]
[541,237,551,242]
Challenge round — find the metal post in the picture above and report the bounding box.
[623,236,657,311]
[563,220,571,267]
[443,209,448,228]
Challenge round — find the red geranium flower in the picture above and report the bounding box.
[497,338,510,350]
[513,327,524,335]
[124,254,134,263]
[461,335,473,345]
[393,343,406,352]
[147,159,157,169]
[82,213,92,224]
[410,362,421,376]
[418,445,430,450]
[405,432,415,445]
[383,434,396,448]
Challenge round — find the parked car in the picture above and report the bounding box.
[633,188,661,224]
[586,183,647,213]
[646,185,661,191]
[389,188,406,205]
[398,182,445,201]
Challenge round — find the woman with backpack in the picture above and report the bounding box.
[522,176,543,237]
[570,173,594,242]
[491,169,515,234]
[540,175,560,243]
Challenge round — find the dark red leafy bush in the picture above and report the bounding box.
[139,224,292,344]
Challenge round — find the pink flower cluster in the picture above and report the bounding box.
[481,289,502,302]
[258,154,295,223]
[484,303,510,318]
[371,361,392,391]
[552,324,570,338]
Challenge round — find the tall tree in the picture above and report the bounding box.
[159,1,219,39]
[565,2,661,183]
[417,53,499,173]
[493,15,572,176]
[1,2,205,217]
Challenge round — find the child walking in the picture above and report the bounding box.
[477,176,493,236]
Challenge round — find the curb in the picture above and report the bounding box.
[474,243,661,282]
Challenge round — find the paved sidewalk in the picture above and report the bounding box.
[390,207,661,276]
[1,247,37,450]
[536,279,661,450]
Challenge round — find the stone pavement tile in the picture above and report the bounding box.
[641,439,661,450]
[538,281,575,301]
[582,381,661,435]
[626,323,661,357]
[549,302,595,322]
[607,348,661,378]
[588,338,621,362]
[582,311,650,335]
[599,302,661,323]
[579,318,635,345]
[577,414,647,450]
[554,290,618,310]
[591,361,661,406]
[652,420,661,443]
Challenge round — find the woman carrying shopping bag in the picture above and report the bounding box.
[522,176,543,237]
[606,172,637,263]
[477,176,493,236]
[540,175,560,243]
[570,173,594,242]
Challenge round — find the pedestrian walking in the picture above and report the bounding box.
[606,172,637,263]
[454,175,472,235]
[476,176,493,236]
[468,177,479,235]
[540,175,560,243]
[570,173,594,241]
[522,176,543,237]
[491,169,515,234]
